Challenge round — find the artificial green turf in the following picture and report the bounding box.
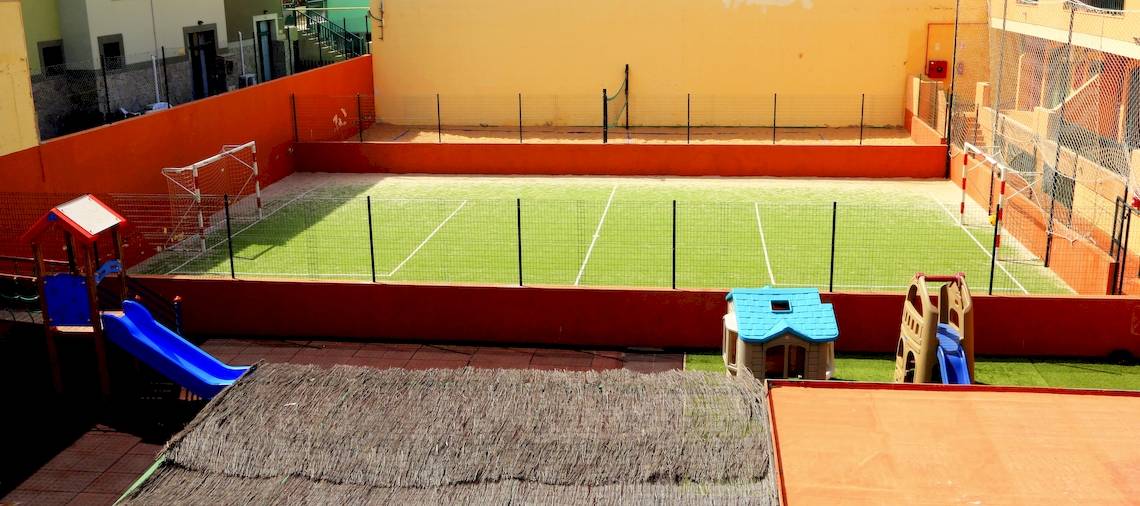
[683,352,1140,390]
[139,177,1073,294]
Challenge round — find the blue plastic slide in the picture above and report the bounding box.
[101,301,250,399]
[934,323,971,385]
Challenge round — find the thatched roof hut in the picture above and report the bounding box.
[122,364,777,505]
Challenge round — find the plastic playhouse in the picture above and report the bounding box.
[723,287,838,380]
[893,273,974,385]
[22,194,249,399]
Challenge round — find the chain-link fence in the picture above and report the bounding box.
[295,93,914,145]
[0,191,1085,295]
[945,0,1140,294]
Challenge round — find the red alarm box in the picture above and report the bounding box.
[927,60,948,79]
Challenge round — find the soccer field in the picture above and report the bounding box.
[137,174,1073,295]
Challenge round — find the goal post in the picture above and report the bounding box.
[161,141,262,252]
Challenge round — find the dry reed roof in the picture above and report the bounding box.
[123,364,777,504]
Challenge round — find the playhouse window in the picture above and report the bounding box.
[770,300,791,312]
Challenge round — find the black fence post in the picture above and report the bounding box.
[161,46,170,103]
[436,93,442,143]
[859,93,866,146]
[1119,210,1131,295]
[291,94,299,142]
[367,196,376,282]
[829,202,837,292]
[672,200,677,289]
[172,296,184,336]
[602,88,608,144]
[223,194,236,280]
[988,203,1000,295]
[516,198,523,287]
[771,93,778,144]
[356,94,364,142]
[686,94,691,145]
[518,93,523,144]
[624,64,630,130]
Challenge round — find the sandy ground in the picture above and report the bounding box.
[362,124,916,146]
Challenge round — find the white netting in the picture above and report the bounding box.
[951,0,1139,256]
[161,142,261,251]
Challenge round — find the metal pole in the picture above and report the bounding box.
[829,202,837,292]
[224,194,236,280]
[367,196,376,283]
[859,93,866,146]
[517,198,523,286]
[518,93,523,144]
[101,61,111,123]
[944,0,963,178]
[356,94,364,142]
[1045,8,1077,268]
[436,93,442,143]
[602,88,608,144]
[291,94,299,142]
[686,93,691,144]
[239,31,246,76]
[624,64,630,130]
[151,54,161,104]
[161,46,170,103]
[1118,209,1131,294]
[772,93,777,144]
[672,200,677,289]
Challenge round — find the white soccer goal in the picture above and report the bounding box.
[161,141,262,252]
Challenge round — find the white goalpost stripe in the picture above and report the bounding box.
[163,183,327,275]
[380,200,468,277]
[574,185,618,286]
[932,198,1030,294]
[754,202,777,285]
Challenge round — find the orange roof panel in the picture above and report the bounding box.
[769,382,1140,505]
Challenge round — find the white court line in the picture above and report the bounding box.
[574,185,618,286]
[380,200,468,277]
[164,184,327,275]
[754,202,777,285]
[932,199,1029,294]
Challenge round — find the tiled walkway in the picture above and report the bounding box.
[1,339,684,505]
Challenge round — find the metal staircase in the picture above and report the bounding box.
[293,7,368,67]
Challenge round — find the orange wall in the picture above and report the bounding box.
[0,56,374,194]
[295,143,948,178]
[133,276,1140,358]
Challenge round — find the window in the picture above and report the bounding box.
[1083,0,1125,10]
[770,300,791,312]
[97,34,124,70]
[38,40,64,76]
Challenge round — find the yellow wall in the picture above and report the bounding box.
[20,0,61,75]
[371,0,987,127]
[0,0,39,154]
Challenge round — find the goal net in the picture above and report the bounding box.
[161,141,262,252]
[949,0,1139,269]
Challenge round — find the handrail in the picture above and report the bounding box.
[294,7,367,58]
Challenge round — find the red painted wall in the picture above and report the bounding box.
[133,276,1140,357]
[0,57,374,194]
[294,142,948,178]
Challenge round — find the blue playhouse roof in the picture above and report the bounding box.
[726,287,839,344]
